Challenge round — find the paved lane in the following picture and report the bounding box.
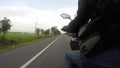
[0,35,71,68]
[26,35,71,68]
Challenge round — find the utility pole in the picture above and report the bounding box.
[35,22,37,29]
[0,21,2,29]
[50,28,51,36]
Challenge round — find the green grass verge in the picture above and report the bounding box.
[0,33,56,53]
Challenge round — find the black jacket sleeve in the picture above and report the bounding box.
[68,0,96,33]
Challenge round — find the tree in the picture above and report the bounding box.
[51,26,61,35]
[43,29,50,34]
[35,28,40,37]
[35,28,40,35]
[40,29,45,34]
[1,17,11,34]
[0,17,11,46]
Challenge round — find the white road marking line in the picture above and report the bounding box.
[20,36,61,68]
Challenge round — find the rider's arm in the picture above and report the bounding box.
[68,0,96,33]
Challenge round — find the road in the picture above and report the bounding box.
[0,35,71,68]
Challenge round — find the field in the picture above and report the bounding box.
[0,33,53,53]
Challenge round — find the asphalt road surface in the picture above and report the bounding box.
[0,34,71,68]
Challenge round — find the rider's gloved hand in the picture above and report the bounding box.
[61,25,70,32]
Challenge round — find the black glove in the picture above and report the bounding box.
[61,25,69,32]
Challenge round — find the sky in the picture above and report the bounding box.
[0,0,78,33]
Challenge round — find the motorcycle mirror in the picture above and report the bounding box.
[60,13,72,20]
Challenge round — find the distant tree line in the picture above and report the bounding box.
[35,26,61,36]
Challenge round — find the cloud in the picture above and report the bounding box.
[0,6,77,33]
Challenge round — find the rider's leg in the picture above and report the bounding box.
[65,50,81,68]
[80,48,120,68]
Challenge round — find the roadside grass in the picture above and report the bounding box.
[0,33,55,53]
